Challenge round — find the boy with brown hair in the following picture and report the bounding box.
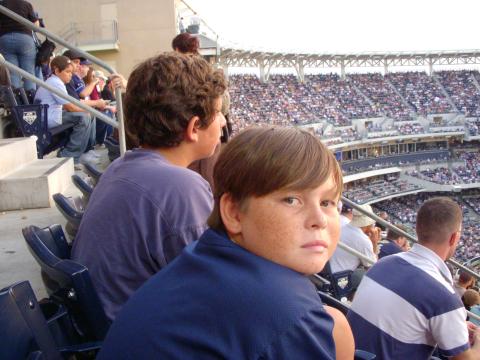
[98,126,354,359]
[72,52,226,321]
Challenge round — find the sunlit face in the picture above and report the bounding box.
[230,176,341,275]
[78,64,89,77]
[70,58,80,73]
[196,97,226,159]
[55,65,73,84]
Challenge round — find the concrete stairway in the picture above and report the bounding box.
[0,137,74,211]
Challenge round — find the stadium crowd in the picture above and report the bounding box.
[343,175,422,204]
[3,2,480,356]
[436,70,480,117]
[408,151,480,185]
[348,73,413,121]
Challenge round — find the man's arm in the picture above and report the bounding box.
[452,325,480,360]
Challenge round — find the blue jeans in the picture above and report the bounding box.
[0,32,37,91]
[59,112,94,161]
[96,110,115,145]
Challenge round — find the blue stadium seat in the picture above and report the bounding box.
[82,162,102,185]
[52,193,83,234]
[71,174,94,206]
[318,262,355,301]
[0,281,61,360]
[22,225,110,342]
[0,84,74,158]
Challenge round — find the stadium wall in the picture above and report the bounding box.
[33,0,177,76]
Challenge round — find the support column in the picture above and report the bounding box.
[221,63,229,80]
[384,60,389,75]
[259,60,266,83]
[428,59,433,76]
[296,61,305,83]
[340,61,346,80]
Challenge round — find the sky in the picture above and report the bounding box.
[185,0,480,54]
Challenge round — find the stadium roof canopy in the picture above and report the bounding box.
[217,48,480,80]
[219,48,480,68]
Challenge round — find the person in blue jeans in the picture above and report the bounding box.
[0,0,39,91]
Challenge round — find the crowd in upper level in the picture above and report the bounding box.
[229,70,480,140]
[407,152,480,185]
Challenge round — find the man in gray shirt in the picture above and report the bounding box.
[72,53,227,320]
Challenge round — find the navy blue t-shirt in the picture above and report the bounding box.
[65,74,84,99]
[98,229,336,360]
[378,240,403,259]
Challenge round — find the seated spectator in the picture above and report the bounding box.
[83,68,116,145]
[348,197,480,359]
[378,224,409,259]
[329,204,379,291]
[455,270,476,298]
[463,289,480,326]
[97,126,353,359]
[63,49,108,158]
[71,52,226,321]
[33,56,95,165]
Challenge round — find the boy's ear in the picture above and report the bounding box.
[185,116,200,142]
[220,193,243,235]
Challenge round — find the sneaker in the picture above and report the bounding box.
[79,152,100,165]
[86,149,102,158]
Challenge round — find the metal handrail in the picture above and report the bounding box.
[0,4,126,155]
[0,55,116,127]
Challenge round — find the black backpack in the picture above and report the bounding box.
[35,38,56,67]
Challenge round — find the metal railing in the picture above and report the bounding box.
[339,195,480,322]
[0,5,126,155]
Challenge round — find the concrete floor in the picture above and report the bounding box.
[0,203,68,299]
[0,148,110,300]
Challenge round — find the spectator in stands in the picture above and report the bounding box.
[171,32,199,54]
[377,210,389,231]
[348,197,480,359]
[62,49,107,160]
[33,56,96,165]
[339,202,353,226]
[378,224,409,259]
[0,0,38,91]
[329,204,379,291]
[463,289,480,326]
[83,68,115,145]
[71,52,226,321]
[98,126,353,359]
[171,32,228,190]
[455,270,475,298]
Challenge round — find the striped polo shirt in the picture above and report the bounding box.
[347,243,469,359]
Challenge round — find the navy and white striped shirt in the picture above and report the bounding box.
[348,243,469,359]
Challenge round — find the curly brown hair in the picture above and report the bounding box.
[124,52,226,148]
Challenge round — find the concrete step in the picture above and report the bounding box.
[0,137,38,177]
[0,157,74,211]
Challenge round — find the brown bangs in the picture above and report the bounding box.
[213,126,343,203]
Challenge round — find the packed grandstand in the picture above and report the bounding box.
[2,0,480,358]
[227,70,480,266]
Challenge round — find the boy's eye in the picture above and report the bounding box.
[283,197,300,206]
[320,200,336,208]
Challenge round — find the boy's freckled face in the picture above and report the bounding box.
[232,177,341,275]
